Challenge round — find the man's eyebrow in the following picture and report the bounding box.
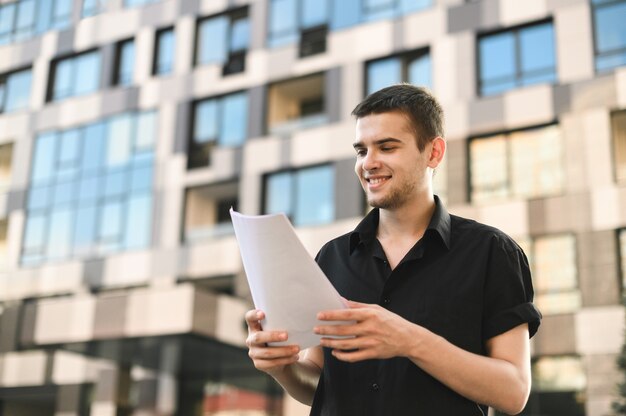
[352,138,403,149]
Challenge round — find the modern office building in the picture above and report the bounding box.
[0,0,625,414]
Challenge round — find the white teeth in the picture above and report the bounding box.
[368,177,388,185]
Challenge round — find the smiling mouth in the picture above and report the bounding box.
[366,177,390,185]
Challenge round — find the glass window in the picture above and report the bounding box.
[124,0,161,7]
[189,91,248,169]
[51,51,101,101]
[268,0,298,47]
[0,0,73,45]
[264,164,335,226]
[0,67,32,113]
[366,50,431,94]
[302,0,328,29]
[196,8,249,73]
[267,73,327,136]
[478,21,556,96]
[532,234,580,315]
[612,109,626,183]
[470,125,563,203]
[113,39,135,86]
[184,182,238,241]
[22,110,157,265]
[154,27,175,76]
[592,0,626,72]
[0,143,13,193]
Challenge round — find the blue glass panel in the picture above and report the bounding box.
[78,176,100,202]
[521,71,556,86]
[597,52,626,72]
[197,17,228,64]
[0,4,16,44]
[106,114,133,167]
[124,194,152,249]
[23,213,47,251]
[15,0,35,40]
[35,0,52,33]
[367,58,401,94]
[104,170,127,197]
[479,32,515,94]
[4,69,31,112]
[156,29,175,75]
[230,17,250,52]
[28,186,51,210]
[100,200,123,240]
[269,0,297,46]
[364,0,395,21]
[520,23,555,73]
[32,132,57,184]
[81,122,106,173]
[53,59,73,100]
[118,40,135,85]
[73,204,97,254]
[46,207,73,259]
[57,128,81,180]
[266,171,293,215]
[220,92,247,146]
[331,0,360,30]
[595,3,626,53]
[194,99,218,143]
[53,180,75,206]
[130,165,153,191]
[481,80,517,96]
[82,0,99,17]
[294,165,334,226]
[400,0,431,14]
[75,52,101,96]
[135,111,156,151]
[408,54,431,88]
[593,0,614,4]
[52,0,72,28]
[302,0,328,29]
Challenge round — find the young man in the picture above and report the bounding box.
[245,84,541,415]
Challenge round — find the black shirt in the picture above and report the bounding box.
[311,197,541,416]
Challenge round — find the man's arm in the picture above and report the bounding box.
[315,301,530,415]
[245,309,323,405]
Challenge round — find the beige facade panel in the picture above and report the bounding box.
[499,0,549,27]
[532,314,577,356]
[575,306,625,355]
[554,3,594,84]
[0,350,48,387]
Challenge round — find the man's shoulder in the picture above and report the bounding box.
[450,214,522,253]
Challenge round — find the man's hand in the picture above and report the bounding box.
[314,300,421,362]
[245,309,300,376]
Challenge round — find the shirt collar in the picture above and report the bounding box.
[349,195,451,254]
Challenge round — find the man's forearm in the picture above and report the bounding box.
[271,357,322,406]
[408,324,530,415]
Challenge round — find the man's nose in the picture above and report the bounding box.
[362,150,381,170]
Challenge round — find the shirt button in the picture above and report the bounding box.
[382,298,390,305]
[371,383,380,391]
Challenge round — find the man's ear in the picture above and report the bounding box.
[428,137,446,168]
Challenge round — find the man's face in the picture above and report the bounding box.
[353,111,432,210]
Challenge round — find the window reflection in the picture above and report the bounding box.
[264,164,335,226]
[0,68,32,113]
[113,39,135,86]
[470,125,563,203]
[0,0,73,46]
[189,91,248,169]
[154,27,175,76]
[478,21,556,96]
[196,8,249,75]
[22,111,157,266]
[51,51,101,101]
[366,50,431,94]
[592,0,626,72]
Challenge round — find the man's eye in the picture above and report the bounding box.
[356,149,366,156]
[381,147,395,152]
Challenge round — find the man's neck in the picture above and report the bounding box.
[377,194,436,241]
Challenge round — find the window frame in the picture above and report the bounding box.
[0,66,32,113]
[47,49,102,102]
[364,47,431,95]
[590,0,626,73]
[112,37,135,87]
[153,26,175,76]
[476,18,556,97]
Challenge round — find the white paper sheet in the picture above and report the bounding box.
[230,209,348,349]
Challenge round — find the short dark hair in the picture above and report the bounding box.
[351,84,444,151]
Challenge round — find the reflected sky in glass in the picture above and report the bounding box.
[302,0,328,28]
[519,24,555,73]
[367,58,401,94]
[4,69,31,112]
[294,165,334,226]
[220,92,248,146]
[198,17,228,64]
[266,172,293,215]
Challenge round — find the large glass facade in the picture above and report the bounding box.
[153,27,175,76]
[0,67,32,113]
[196,8,249,75]
[469,125,563,203]
[264,164,335,226]
[478,21,556,96]
[188,91,248,169]
[50,51,101,101]
[267,0,432,48]
[22,110,157,265]
[366,50,431,94]
[592,0,626,72]
[0,0,72,45]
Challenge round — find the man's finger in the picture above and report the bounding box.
[244,309,265,331]
[246,330,289,346]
